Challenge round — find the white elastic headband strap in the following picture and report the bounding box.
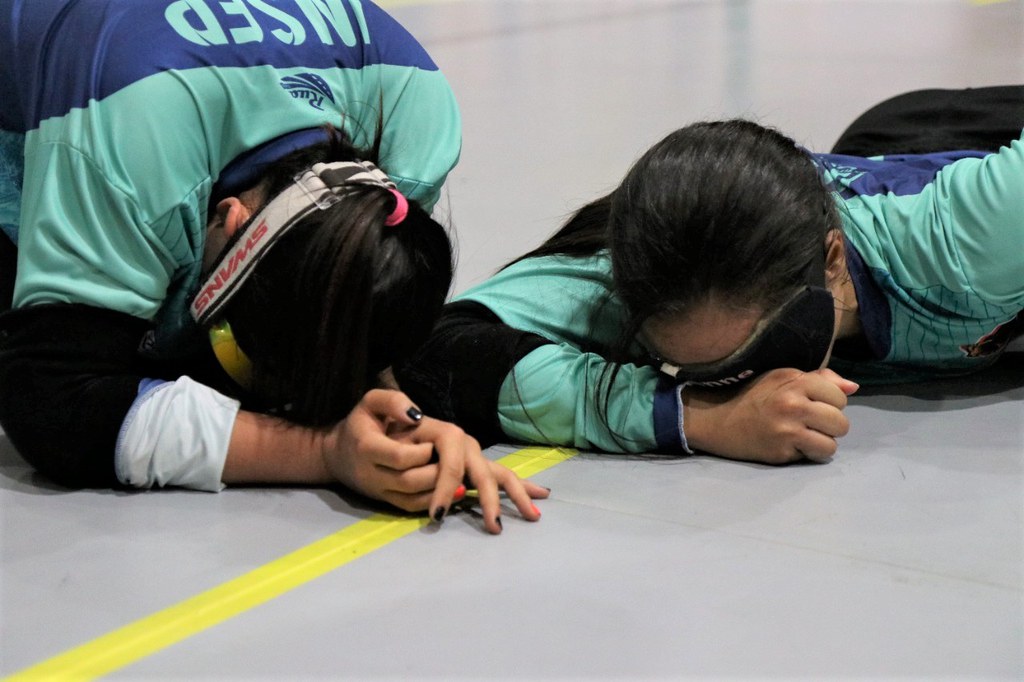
[190,160,395,325]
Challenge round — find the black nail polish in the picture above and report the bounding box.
[406,406,423,422]
[432,506,446,523]
[495,516,503,530]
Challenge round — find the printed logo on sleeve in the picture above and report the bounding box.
[279,73,335,110]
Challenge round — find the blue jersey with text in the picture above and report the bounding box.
[0,0,461,356]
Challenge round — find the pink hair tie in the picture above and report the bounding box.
[385,189,409,226]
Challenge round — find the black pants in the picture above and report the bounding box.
[0,231,15,314]
[831,85,1023,156]
[394,301,550,446]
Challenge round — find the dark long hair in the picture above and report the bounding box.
[610,119,839,334]
[222,127,453,426]
[509,119,840,448]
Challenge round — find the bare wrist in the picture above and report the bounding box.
[223,410,333,485]
[681,388,714,452]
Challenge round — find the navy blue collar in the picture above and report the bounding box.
[837,240,891,360]
[212,128,330,204]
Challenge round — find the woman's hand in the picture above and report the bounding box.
[322,389,549,533]
[683,368,859,464]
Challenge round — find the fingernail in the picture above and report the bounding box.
[453,484,466,501]
[531,504,541,517]
[495,516,503,530]
[432,506,446,524]
[406,406,423,422]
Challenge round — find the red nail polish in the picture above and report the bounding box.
[453,484,466,501]
[531,504,541,517]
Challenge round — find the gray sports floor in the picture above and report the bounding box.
[2,1,1023,679]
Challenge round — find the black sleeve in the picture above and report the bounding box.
[0,304,151,487]
[393,301,551,447]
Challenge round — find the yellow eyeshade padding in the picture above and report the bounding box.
[209,321,253,389]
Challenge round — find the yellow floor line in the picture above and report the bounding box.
[4,447,576,682]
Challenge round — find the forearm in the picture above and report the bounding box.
[497,344,675,453]
[0,302,325,491]
[392,301,551,446]
[222,410,332,485]
[679,386,729,454]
